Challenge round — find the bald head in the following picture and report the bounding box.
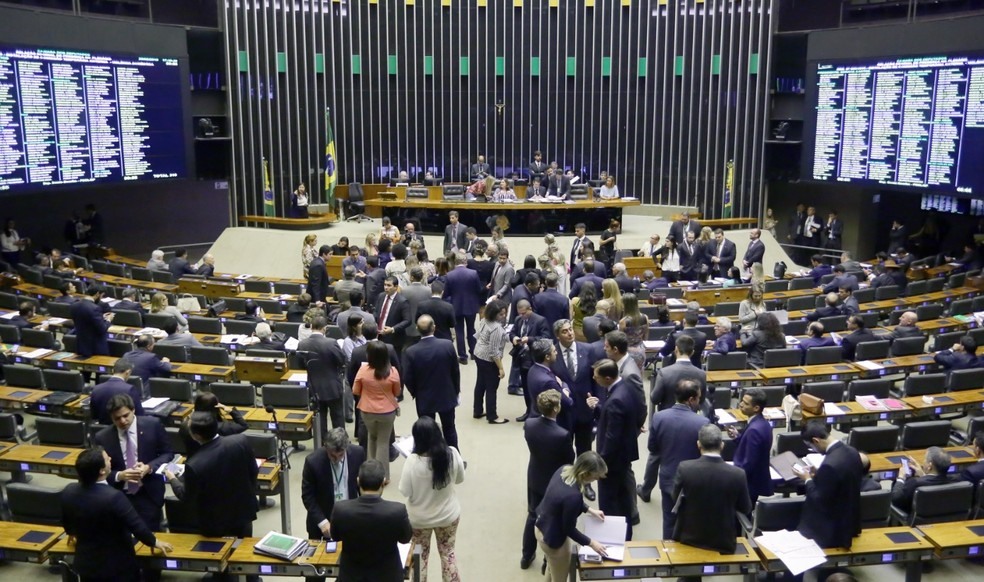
[416,314,435,336]
[900,311,918,326]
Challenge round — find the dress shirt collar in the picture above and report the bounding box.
[702,452,723,458]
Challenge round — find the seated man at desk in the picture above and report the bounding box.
[822,264,859,294]
[805,293,843,322]
[56,281,80,304]
[960,432,984,487]
[470,154,491,181]
[840,315,878,361]
[806,254,833,286]
[122,334,172,385]
[157,317,203,348]
[891,447,956,512]
[526,176,547,200]
[934,336,978,371]
[890,311,923,341]
[796,322,835,362]
[194,253,216,278]
[7,301,38,330]
[115,288,146,314]
[545,168,571,200]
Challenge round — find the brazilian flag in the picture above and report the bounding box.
[262,158,275,217]
[723,159,734,219]
[325,109,337,211]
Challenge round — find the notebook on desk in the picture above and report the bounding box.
[577,515,627,561]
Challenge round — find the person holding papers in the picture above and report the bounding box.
[535,451,610,582]
[672,424,751,553]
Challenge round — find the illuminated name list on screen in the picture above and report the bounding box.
[0,45,185,191]
[811,55,984,194]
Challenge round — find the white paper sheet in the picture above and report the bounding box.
[643,340,665,351]
[577,514,627,562]
[142,397,170,409]
[0,312,17,320]
[284,337,299,351]
[715,409,739,424]
[394,436,415,458]
[855,360,884,371]
[21,348,54,359]
[286,372,308,383]
[822,403,846,416]
[398,542,412,567]
[755,529,827,576]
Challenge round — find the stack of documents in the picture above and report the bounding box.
[754,530,826,575]
[577,515,627,561]
[253,531,309,561]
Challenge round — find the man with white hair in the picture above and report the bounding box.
[254,322,286,351]
[613,263,639,295]
[147,250,167,271]
[196,253,216,278]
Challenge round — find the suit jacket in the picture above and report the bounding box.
[678,241,701,280]
[444,265,483,316]
[527,363,575,430]
[443,222,469,254]
[672,455,751,553]
[870,273,896,289]
[470,162,491,179]
[168,257,196,279]
[510,313,552,369]
[841,329,878,361]
[581,314,611,344]
[822,274,859,294]
[652,360,707,412]
[364,268,387,311]
[888,226,908,254]
[533,289,570,331]
[547,174,572,198]
[402,337,459,415]
[712,333,737,354]
[122,349,171,385]
[373,292,411,347]
[596,379,644,470]
[60,482,158,579]
[808,264,833,285]
[935,349,977,371]
[298,333,346,401]
[891,473,955,512]
[489,261,516,303]
[618,356,647,429]
[525,417,575,498]
[171,433,258,536]
[308,257,331,303]
[732,415,774,501]
[570,261,607,281]
[806,304,844,322]
[841,296,860,316]
[798,441,863,548]
[416,297,456,341]
[825,219,844,244]
[70,298,111,357]
[712,239,737,274]
[301,445,365,536]
[401,283,433,338]
[659,328,707,368]
[890,325,923,341]
[90,377,145,424]
[648,403,709,485]
[158,332,203,348]
[669,220,701,245]
[960,459,984,486]
[614,274,640,295]
[568,273,605,299]
[197,263,215,278]
[743,239,765,267]
[528,160,548,177]
[330,495,413,582]
[552,341,598,426]
[96,417,171,511]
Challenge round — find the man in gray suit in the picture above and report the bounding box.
[488,249,516,306]
[334,291,376,339]
[401,267,433,346]
[443,211,469,255]
[334,266,364,309]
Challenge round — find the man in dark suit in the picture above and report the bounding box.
[888,219,908,254]
[444,254,483,362]
[526,339,575,429]
[841,315,878,361]
[168,248,197,280]
[308,244,333,304]
[552,319,600,455]
[334,291,375,339]
[61,447,173,582]
[824,211,844,253]
[796,322,836,362]
[806,292,844,322]
[114,288,146,314]
[511,300,552,422]
[935,336,978,371]
[869,263,896,289]
[568,262,605,299]
[960,432,984,488]
[417,282,456,341]
[363,256,387,312]
[298,315,347,435]
[401,222,425,248]
[443,211,469,254]
[70,285,115,357]
[521,389,575,570]
[528,150,548,180]
[807,254,833,285]
[122,334,172,386]
[95,393,171,534]
[890,311,923,341]
[641,379,710,541]
[569,223,590,267]
[330,459,413,582]
[589,359,644,540]
[402,315,461,449]
[301,428,365,553]
[196,254,216,278]
[90,359,144,425]
[470,154,491,181]
[822,264,859,293]
[527,176,547,199]
[709,228,737,276]
[168,412,259,580]
[668,212,702,245]
[838,286,860,316]
[533,272,570,332]
[794,421,864,548]
[742,228,766,271]
[8,301,37,330]
[546,168,571,199]
[612,263,639,295]
[401,267,433,345]
[661,312,707,366]
[727,388,774,504]
[672,424,751,553]
[374,276,411,355]
[891,447,956,512]
[651,335,707,413]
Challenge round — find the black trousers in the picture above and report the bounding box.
[598,465,634,541]
[418,407,459,451]
[522,488,545,560]
[572,420,594,456]
[473,358,501,420]
[454,314,477,359]
[317,397,345,440]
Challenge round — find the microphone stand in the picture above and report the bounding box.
[266,405,293,535]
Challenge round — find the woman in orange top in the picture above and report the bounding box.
[352,340,401,478]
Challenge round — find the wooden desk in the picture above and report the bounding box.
[177,277,242,300]
[169,362,235,382]
[1,344,58,366]
[0,444,80,477]
[236,291,298,303]
[227,537,325,577]
[623,257,659,278]
[243,407,313,440]
[706,369,763,390]
[12,283,63,300]
[856,353,940,378]
[78,271,178,293]
[801,400,909,427]
[719,407,787,429]
[38,352,117,375]
[235,356,288,385]
[903,390,984,419]
[867,446,976,481]
[577,541,672,579]
[105,253,147,269]
[683,287,752,306]
[0,521,63,563]
[0,385,52,410]
[919,519,984,559]
[133,532,234,573]
[758,363,863,385]
[661,539,758,578]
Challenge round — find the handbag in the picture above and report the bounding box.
[176,294,201,312]
[649,292,667,305]
[773,261,787,279]
[798,392,824,416]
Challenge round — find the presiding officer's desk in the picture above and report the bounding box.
[0,522,63,564]
[756,527,933,582]
[576,539,758,581]
[919,519,984,560]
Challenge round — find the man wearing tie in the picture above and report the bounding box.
[678,231,700,281]
[401,222,425,248]
[710,228,737,276]
[802,206,821,249]
[552,319,600,455]
[742,228,766,272]
[443,211,469,255]
[373,276,411,355]
[569,223,589,267]
[526,340,575,429]
[444,253,484,363]
[528,150,548,180]
[824,210,843,253]
[527,177,547,199]
[470,154,491,181]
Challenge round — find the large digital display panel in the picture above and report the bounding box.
[0,44,186,191]
[806,54,984,195]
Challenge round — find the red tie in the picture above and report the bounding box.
[379,294,392,325]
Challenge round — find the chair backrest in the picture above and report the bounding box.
[20,328,56,349]
[711,389,732,409]
[764,279,788,293]
[775,432,811,457]
[847,425,899,454]
[144,312,177,329]
[243,280,272,293]
[6,482,65,525]
[706,352,747,371]
[149,377,194,402]
[0,323,20,343]
[763,348,802,368]
[45,301,73,318]
[818,315,848,333]
[891,336,926,357]
[246,432,278,459]
[788,277,815,290]
[349,182,365,203]
[108,339,131,358]
[41,369,85,393]
[189,346,231,366]
[648,326,676,341]
[0,291,18,309]
[847,378,891,400]
[874,285,900,300]
[0,412,18,441]
[165,426,187,455]
[907,280,930,296]
[933,331,966,353]
[273,282,303,295]
[902,373,947,397]
[713,302,740,317]
[255,299,283,315]
[947,271,967,289]
[753,496,805,535]
[153,343,189,363]
[261,384,311,409]
[853,288,876,304]
[755,385,787,408]
[151,270,175,284]
[245,348,286,359]
[18,266,44,285]
[209,382,257,407]
[917,304,945,321]
[187,316,223,334]
[948,368,984,392]
[805,346,842,365]
[859,489,893,528]
[221,297,246,312]
[42,274,64,289]
[223,319,257,335]
[3,364,44,388]
[855,340,890,361]
[900,420,952,449]
[802,381,846,403]
[782,320,809,336]
[950,298,974,316]
[36,417,87,447]
[976,481,984,520]
[62,334,77,353]
[274,321,302,339]
[925,278,946,293]
[909,481,974,525]
[164,497,199,533]
[130,266,152,281]
[111,309,144,327]
[325,325,344,340]
[859,312,879,330]
[786,296,816,312]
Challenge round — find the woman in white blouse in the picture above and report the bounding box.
[398,416,466,582]
[597,175,620,200]
[661,238,681,283]
[492,179,517,202]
